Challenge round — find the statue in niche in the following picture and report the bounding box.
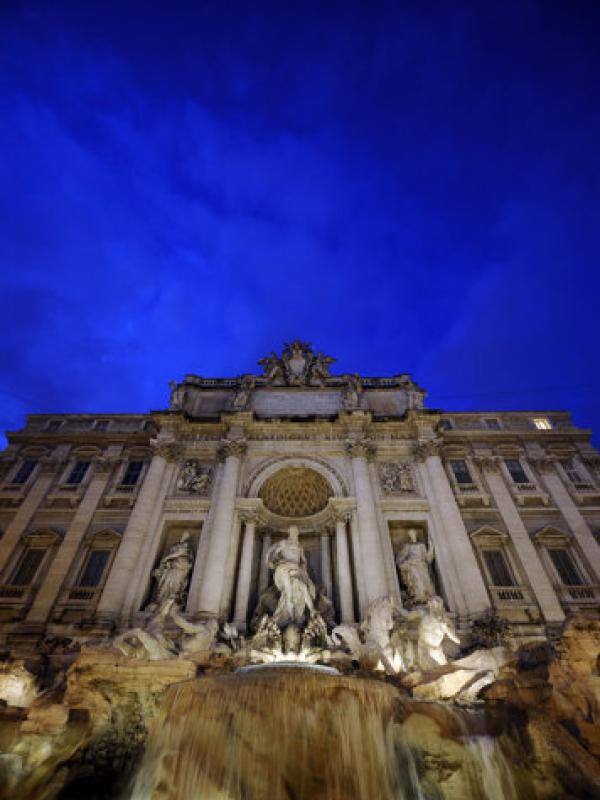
[232,375,255,411]
[343,374,362,410]
[265,525,317,626]
[415,596,460,668]
[152,532,194,606]
[168,380,185,411]
[396,529,435,605]
[177,460,212,494]
[380,462,415,493]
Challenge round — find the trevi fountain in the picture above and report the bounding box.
[0,342,598,798]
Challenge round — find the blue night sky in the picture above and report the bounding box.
[1,1,599,445]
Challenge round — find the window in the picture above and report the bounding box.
[560,458,583,484]
[9,548,46,586]
[547,548,583,586]
[533,417,552,430]
[439,419,453,430]
[482,549,515,586]
[504,459,529,484]
[121,460,144,486]
[449,459,473,484]
[66,461,90,485]
[46,420,63,432]
[484,418,501,430]
[142,420,154,431]
[77,550,111,587]
[94,420,110,432]
[12,460,37,484]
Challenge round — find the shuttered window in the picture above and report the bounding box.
[10,548,45,585]
[482,549,515,587]
[13,460,37,484]
[450,460,472,484]
[122,461,144,486]
[66,461,90,485]
[78,550,111,587]
[504,459,529,484]
[548,549,583,586]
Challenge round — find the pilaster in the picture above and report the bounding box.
[415,440,489,618]
[477,456,565,624]
[534,457,600,579]
[194,438,247,618]
[26,448,122,623]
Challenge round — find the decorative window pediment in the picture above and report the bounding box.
[84,528,121,546]
[72,445,103,459]
[532,526,572,546]
[21,527,62,546]
[470,526,509,546]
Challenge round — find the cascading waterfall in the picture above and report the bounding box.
[129,666,424,800]
[129,666,525,800]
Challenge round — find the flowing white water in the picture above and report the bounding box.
[464,735,519,800]
[129,666,424,800]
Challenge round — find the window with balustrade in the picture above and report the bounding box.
[504,459,529,484]
[470,527,528,604]
[65,461,91,485]
[449,459,473,485]
[121,460,145,486]
[11,459,37,485]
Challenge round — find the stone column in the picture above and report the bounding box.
[320,532,333,599]
[479,457,564,623]
[334,511,354,622]
[26,451,121,623]
[535,457,600,578]
[195,439,246,618]
[348,510,367,615]
[220,512,243,619]
[0,456,63,580]
[232,512,258,630]
[96,441,179,621]
[347,440,389,607]
[416,442,489,617]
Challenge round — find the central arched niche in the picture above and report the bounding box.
[258,466,333,518]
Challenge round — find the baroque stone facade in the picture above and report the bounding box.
[0,340,599,655]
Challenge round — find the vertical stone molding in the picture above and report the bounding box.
[346,440,389,606]
[480,457,564,623]
[0,456,62,580]
[320,532,333,600]
[96,442,179,620]
[348,510,367,615]
[258,533,272,596]
[333,510,354,623]
[416,441,489,617]
[195,439,247,618]
[535,457,600,578]
[26,451,121,623]
[232,511,258,629]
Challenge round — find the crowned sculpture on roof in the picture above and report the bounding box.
[258,340,336,386]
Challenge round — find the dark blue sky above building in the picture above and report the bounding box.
[0,1,599,445]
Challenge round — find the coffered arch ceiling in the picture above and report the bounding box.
[258,467,333,518]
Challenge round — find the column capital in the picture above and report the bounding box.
[39,456,66,474]
[530,456,556,474]
[414,439,440,461]
[218,439,248,461]
[345,438,376,460]
[151,438,183,462]
[93,455,121,474]
[471,454,501,472]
